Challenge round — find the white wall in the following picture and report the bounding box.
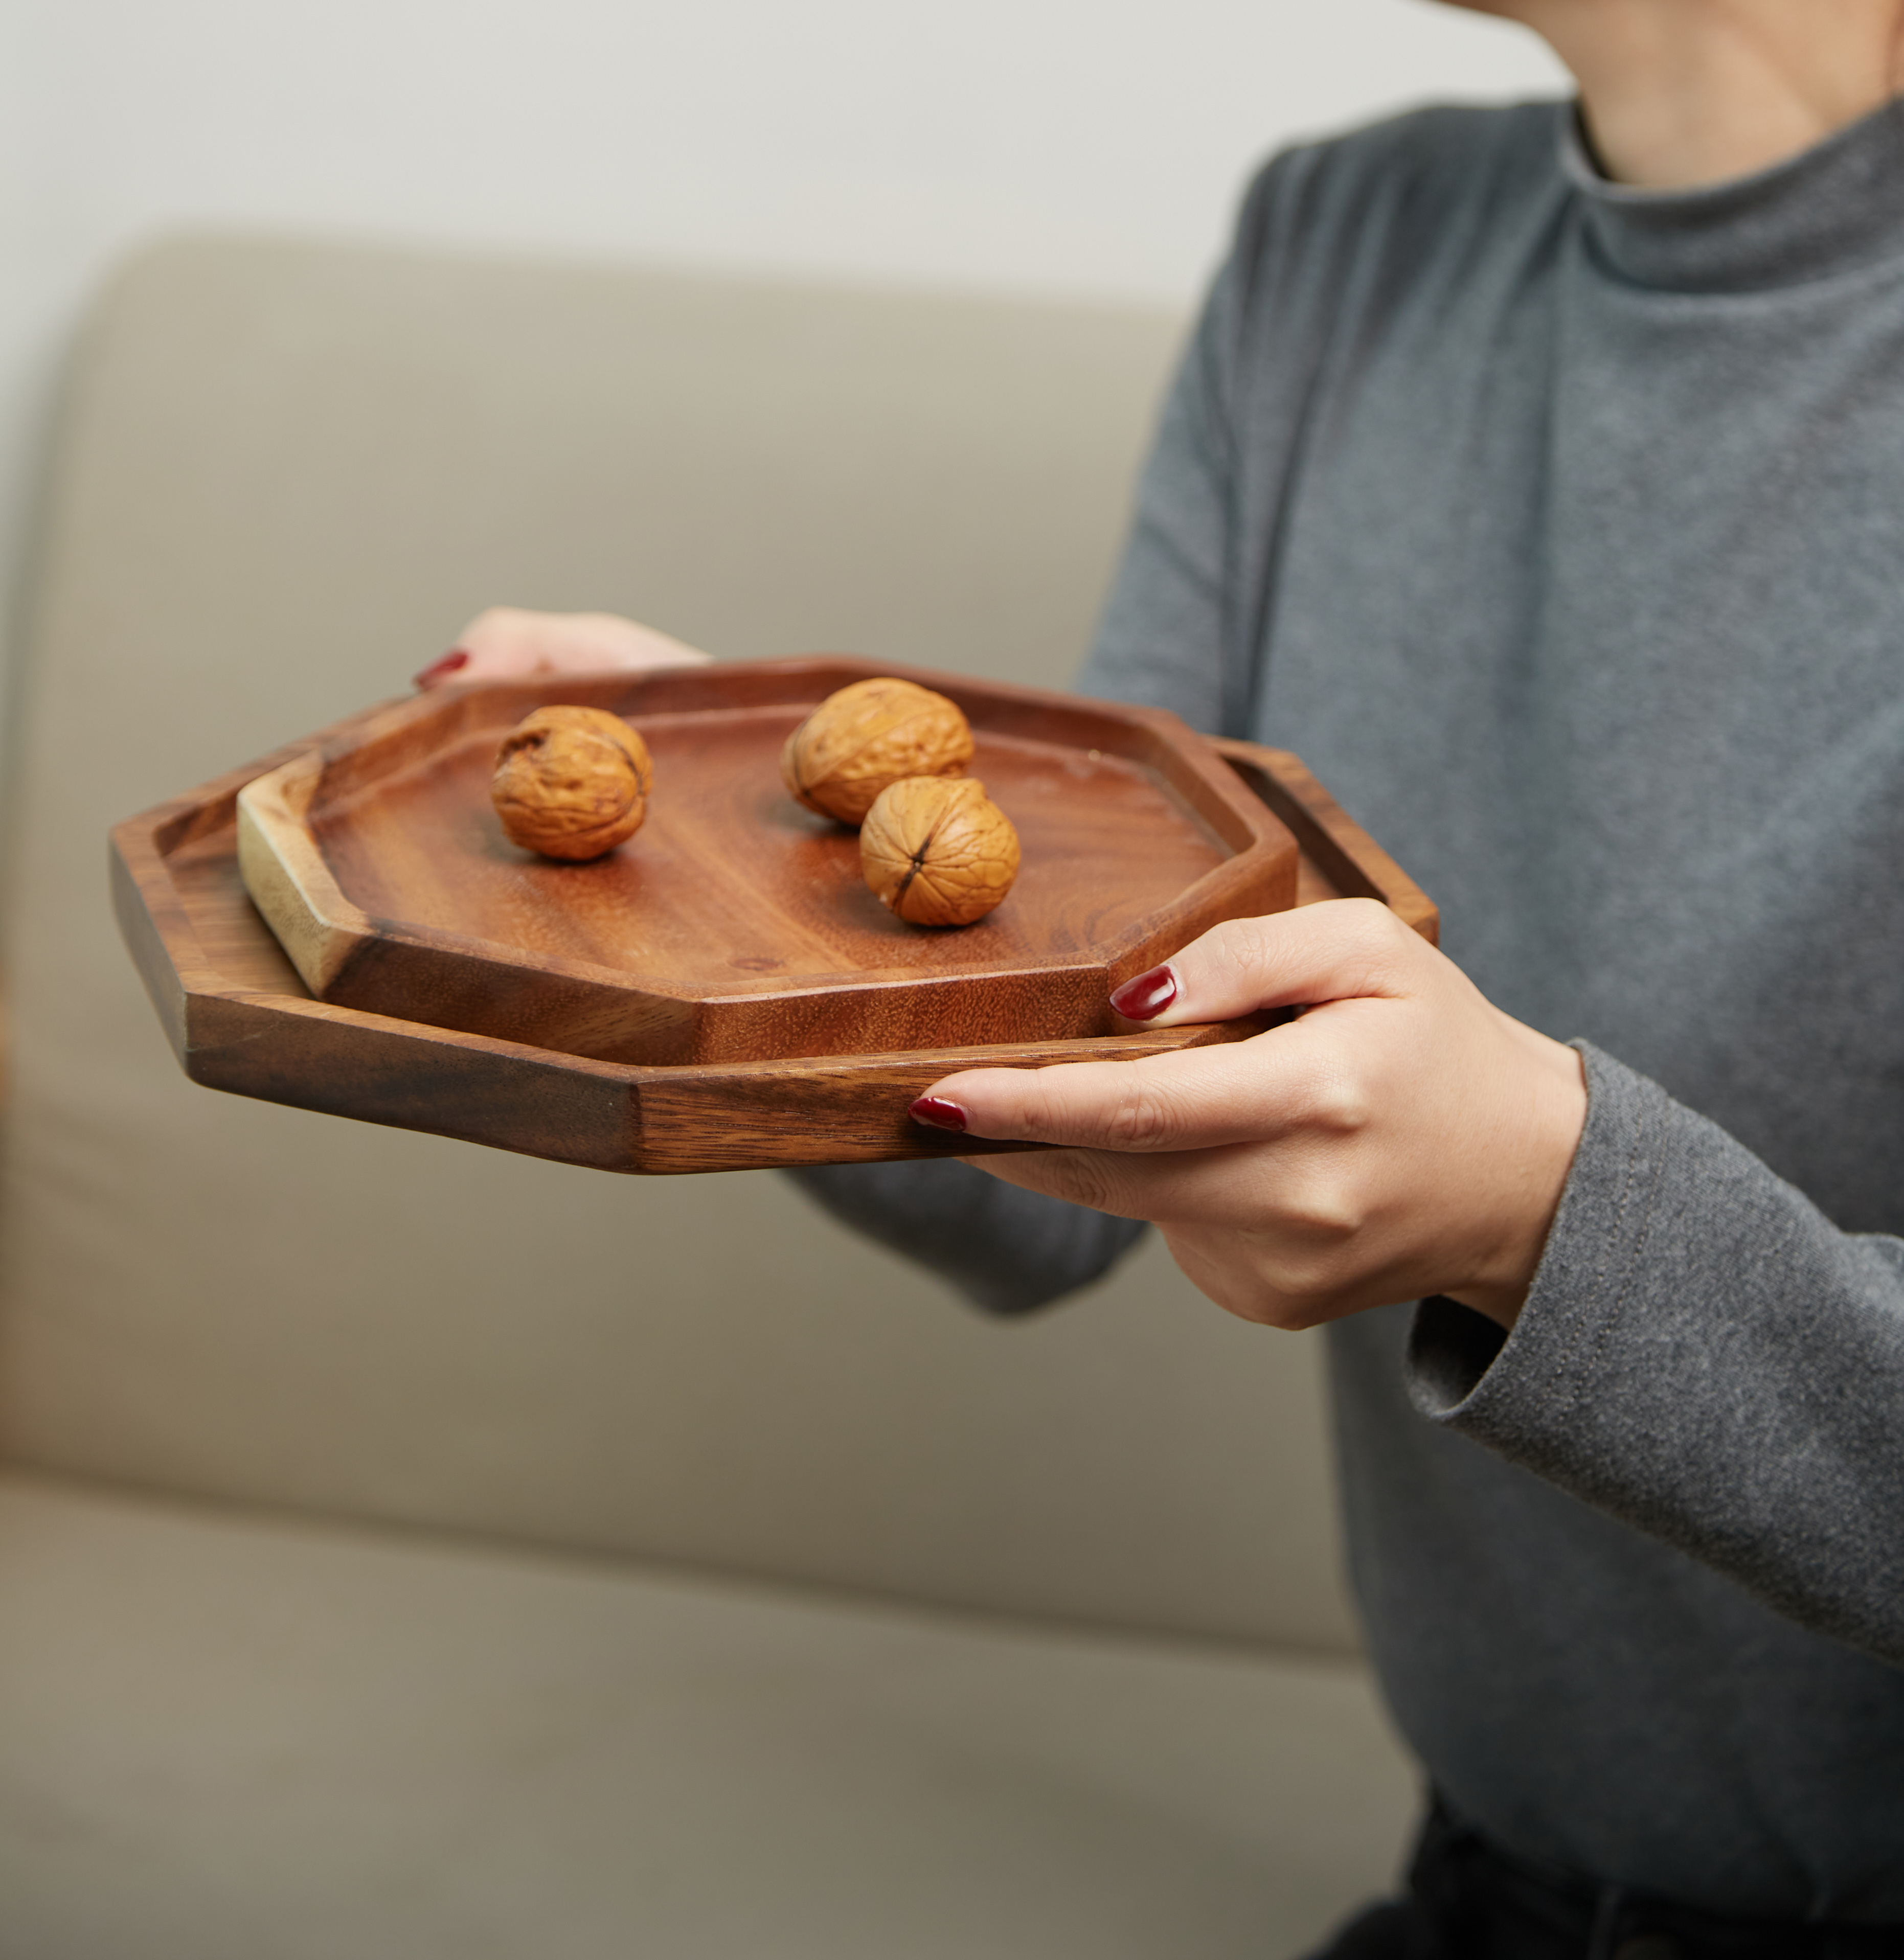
[0,0,1564,696]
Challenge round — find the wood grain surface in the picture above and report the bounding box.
[236,659,1301,1064]
[113,709,1435,1176]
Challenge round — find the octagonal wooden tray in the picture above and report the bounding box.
[112,698,1435,1175]
[232,659,1301,1065]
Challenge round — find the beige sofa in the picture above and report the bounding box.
[0,237,1416,1958]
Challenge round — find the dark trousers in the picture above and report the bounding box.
[1303,1799,1904,1960]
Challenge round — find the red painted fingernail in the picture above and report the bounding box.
[1109,965,1176,1020]
[909,1096,968,1133]
[413,648,470,688]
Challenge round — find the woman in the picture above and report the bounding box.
[425,4,1904,1949]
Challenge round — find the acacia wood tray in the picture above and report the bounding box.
[112,692,1435,1175]
[233,659,1300,1065]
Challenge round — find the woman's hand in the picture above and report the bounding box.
[909,899,1587,1332]
[414,607,714,688]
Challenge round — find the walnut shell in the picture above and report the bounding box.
[781,677,974,825]
[860,776,1020,927]
[491,705,653,861]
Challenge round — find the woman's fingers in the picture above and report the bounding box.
[915,1012,1368,1153]
[910,900,1438,1152]
[416,607,713,688]
[1107,898,1421,1027]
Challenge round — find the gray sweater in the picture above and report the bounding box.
[796,98,1904,1920]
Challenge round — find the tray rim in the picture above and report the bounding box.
[110,692,1436,1175]
[233,656,1303,1064]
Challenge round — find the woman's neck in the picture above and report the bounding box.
[1464,1,1904,186]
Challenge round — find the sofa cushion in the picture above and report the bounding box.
[0,1474,1415,1959]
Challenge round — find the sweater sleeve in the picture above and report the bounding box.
[1074,252,1239,734]
[1408,1040,1904,1665]
[783,1161,1147,1316]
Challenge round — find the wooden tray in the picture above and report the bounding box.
[233,659,1300,1064]
[112,714,1435,1176]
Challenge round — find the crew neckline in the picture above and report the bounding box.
[1559,94,1904,294]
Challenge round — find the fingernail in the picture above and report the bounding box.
[1109,965,1176,1021]
[909,1096,968,1133]
[413,649,470,688]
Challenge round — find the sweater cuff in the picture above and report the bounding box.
[1399,1044,1904,1662]
[1407,1040,1667,1425]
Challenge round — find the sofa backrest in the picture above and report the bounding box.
[0,237,1358,1654]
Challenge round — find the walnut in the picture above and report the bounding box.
[780,677,974,825]
[860,776,1021,927]
[491,705,653,860]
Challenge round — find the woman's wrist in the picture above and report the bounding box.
[1445,1029,1588,1331]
